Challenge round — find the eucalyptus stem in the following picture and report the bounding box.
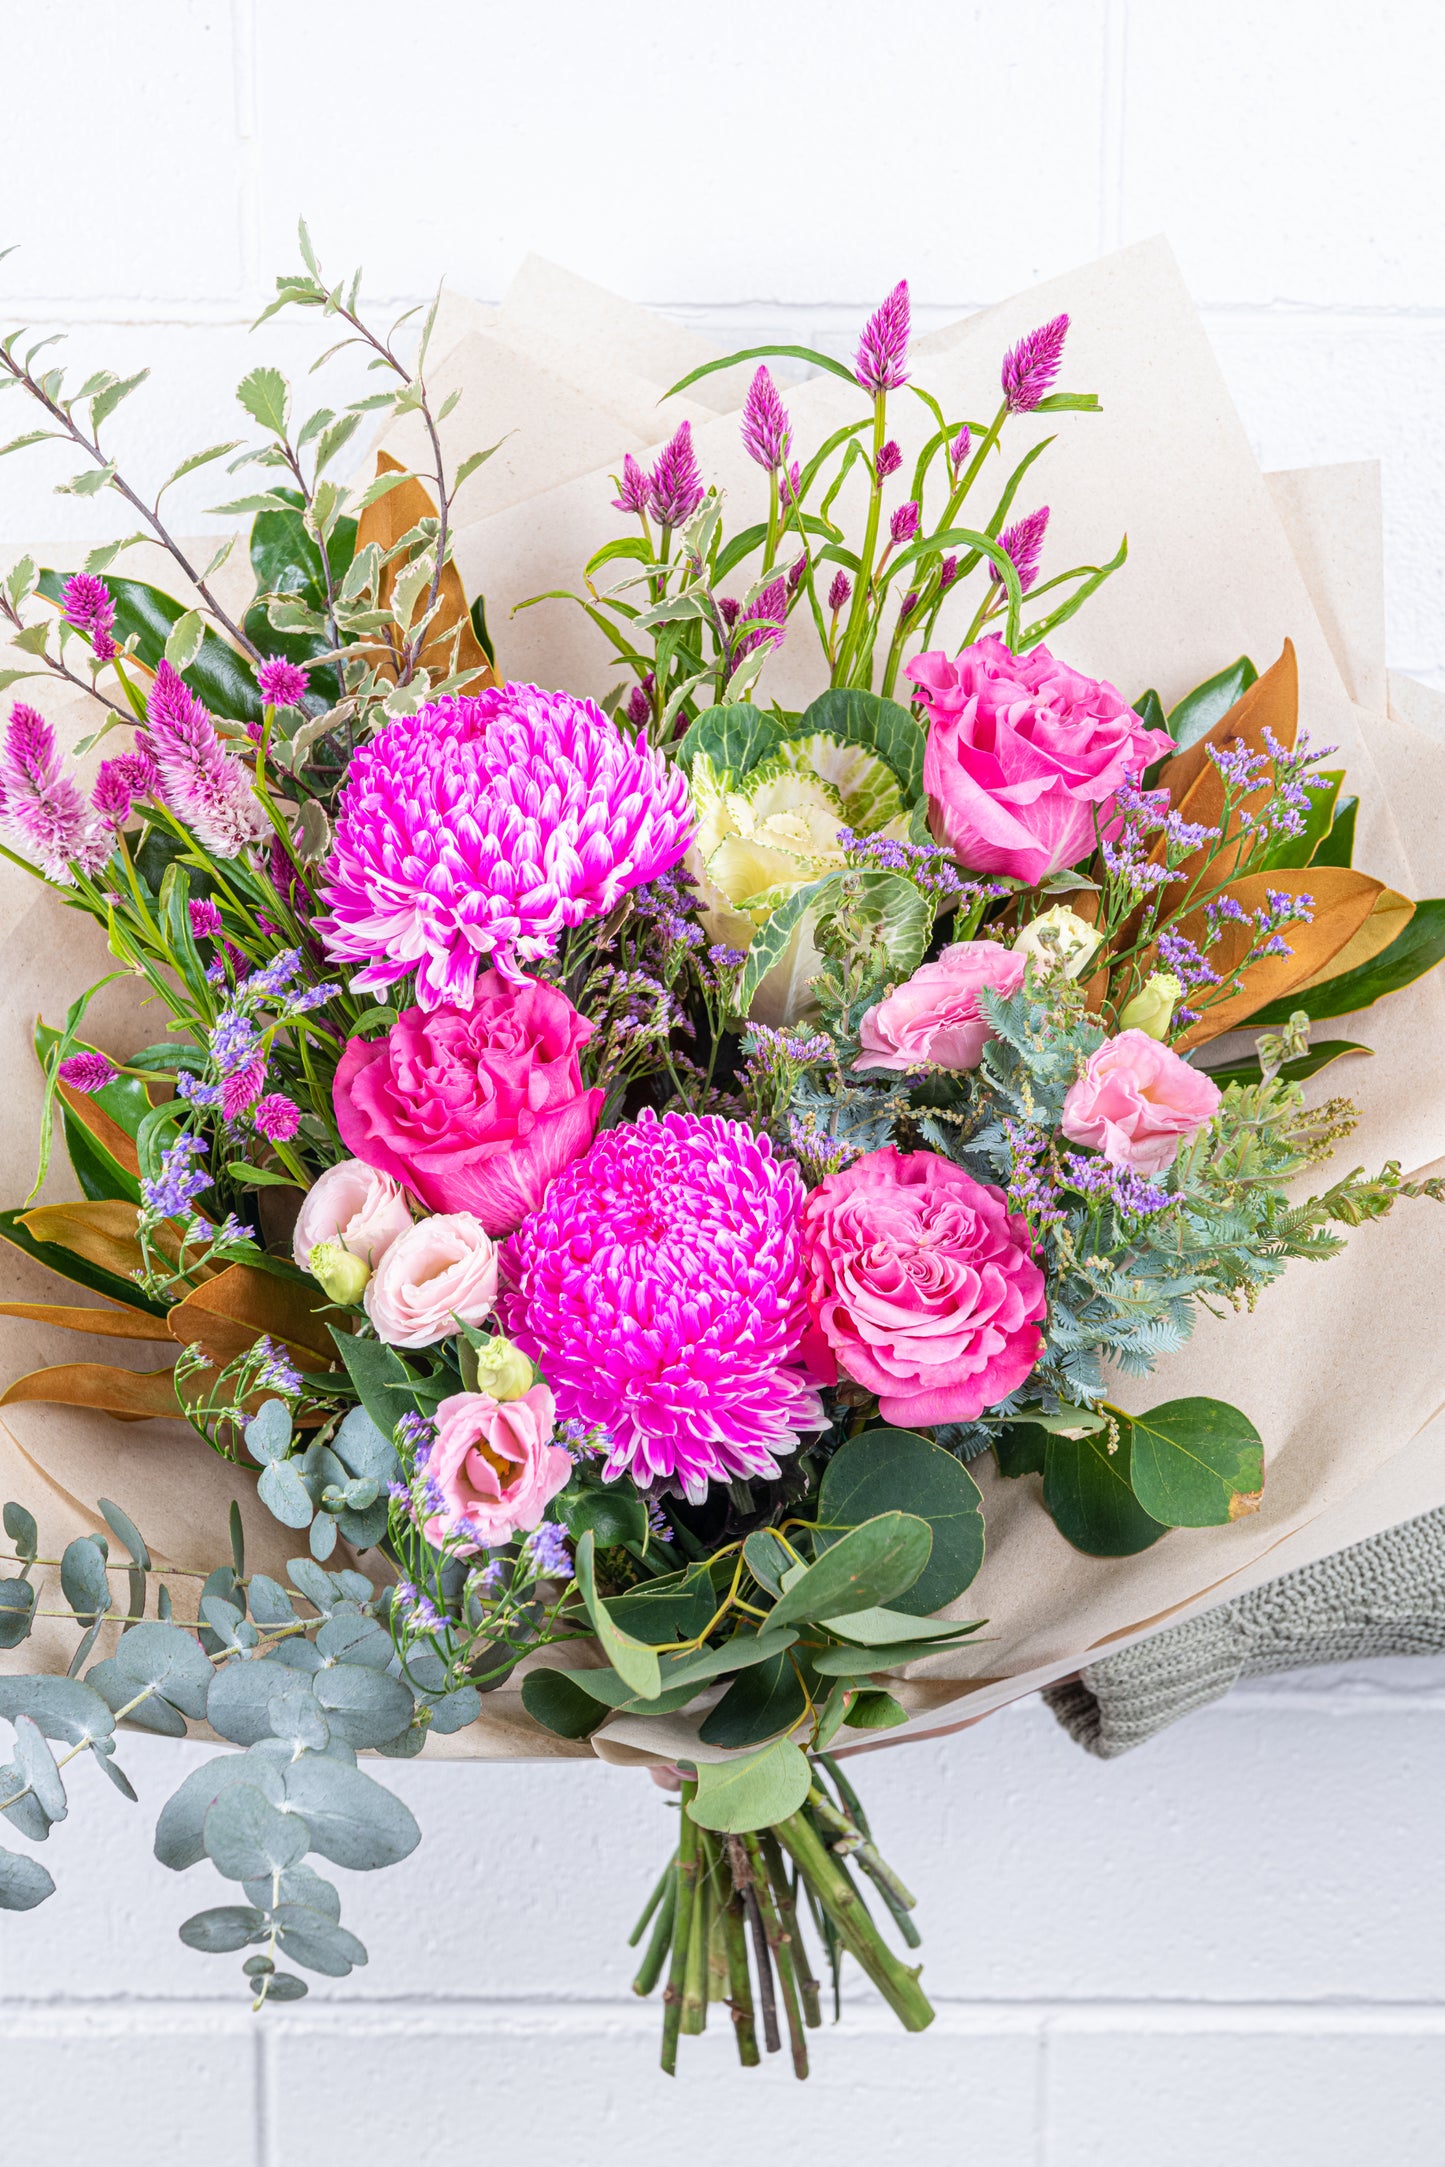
[774,1808,934,2033]
[808,1788,918,1914]
[728,1834,780,2055]
[681,1833,710,2036]
[745,1832,808,2079]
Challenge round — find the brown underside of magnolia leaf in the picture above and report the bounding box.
[0,1360,183,1422]
[165,1260,344,1374]
[1155,640,1299,810]
[1171,867,1384,1049]
[356,451,494,690]
[18,1198,211,1286]
[56,1080,144,1180]
[1292,887,1414,992]
[0,1299,172,1341]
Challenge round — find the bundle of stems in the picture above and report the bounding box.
[628,1758,933,2078]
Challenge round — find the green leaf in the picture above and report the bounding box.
[698,1647,809,1747]
[687,1737,813,1832]
[0,1581,35,1650]
[36,569,262,723]
[575,1530,661,1700]
[675,703,784,780]
[1133,688,1166,733]
[60,1537,110,1626]
[736,870,842,1011]
[810,1629,980,1675]
[237,366,291,438]
[743,1529,788,1597]
[663,345,857,401]
[0,1206,167,1316]
[818,1428,984,1613]
[606,1561,716,1644]
[1165,655,1260,752]
[843,1689,908,1730]
[205,1782,309,1881]
[993,1423,1048,1478]
[90,371,149,429]
[770,1513,933,1627]
[1043,1428,1167,1557]
[1200,1039,1372,1090]
[163,608,205,671]
[553,1480,647,1552]
[519,1668,608,1740]
[0,1847,55,1911]
[793,688,926,799]
[817,1605,981,1647]
[1247,899,1445,1025]
[179,1904,267,1953]
[3,1501,38,1561]
[1311,795,1358,868]
[1127,1398,1264,1528]
[1030,391,1102,413]
[98,1498,150,1572]
[328,1328,417,1440]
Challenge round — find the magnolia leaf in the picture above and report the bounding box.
[1249,898,1445,1026]
[353,453,492,688]
[1171,868,1388,1050]
[0,1362,183,1422]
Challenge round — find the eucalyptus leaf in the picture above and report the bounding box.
[769,1513,932,1627]
[0,1675,114,1748]
[274,1903,368,1977]
[0,1846,55,1910]
[818,1428,984,1613]
[278,1754,420,1871]
[0,1580,35,1649]
[204,1783,310,1881]
[155,1749,285,1871]
[98,1498,150,1571]
[12,1715,66,1823]
[697,1648,809,1748]
[1127,1398,1265,1528]
[179,1905,267,1953]
[311,1664,414,1749]
[241,1862,340,1921]
[60,1536,110,1627]
[245,1397,294,1465]
[258,1458,315,1530]
[2,1502,37,1561]
[687,1737,813,1833]
[575,1531,661,1700]
[1043,1427,1167,1557]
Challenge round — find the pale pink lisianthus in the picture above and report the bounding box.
[800,1146,1046,1427]
[854,941,1026,1073]
[1060,1028,1221,1174]
[292,1158,414,1272]
[363,1212,500,1348]
[422,1383,570,1551]
[906,636,1172,885]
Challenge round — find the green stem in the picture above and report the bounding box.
[720,1877,760,2065]
[728,1834,780,2055]
[808,1788,918,1913]
[630,1849,675,1950]
[834,390,888,687]
[682,1830,711,2035]
[661,1783,699,2071]
[762,1830,822,2029]
[773,1809,934,2033]
[746,1833,809,2079]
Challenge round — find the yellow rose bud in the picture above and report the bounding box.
[468,1335,535,1403]
[1118,971,1184,1042]
[1013,904,1103,980]
[307,1239,372,1307]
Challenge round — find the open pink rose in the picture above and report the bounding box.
[1061,1028,1221,1174]
[333,971,604,1236]
[906,636,1172,884]
[855,941,1026,1073]
[363,1212,500,1348]
[801,1146,1046,1427]
[422,1382,570,1551]
[292,1158,413,1272]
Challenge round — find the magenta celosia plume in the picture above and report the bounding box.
[60,572,117,662]
[316,683,693,1010]
[855,279,911,394]
[991,504,1051,595]
[0,702,105,880]
[741,365,791,471]
[503,1109,825,1503]
[143,662,266,858]
[647,420,705,529]
[1001,312,1070,414]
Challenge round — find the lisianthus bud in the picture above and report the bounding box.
[1013,904,1103,979]
[1118,971,1183,1041]
[468,1334,535,1402]
[308,1239,372,1306]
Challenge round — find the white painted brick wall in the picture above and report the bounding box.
[4,3,1445,2156]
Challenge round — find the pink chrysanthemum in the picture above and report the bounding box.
[143,662,266,859]
[0,702,106,881]
[503,1109,824,1504]
[316,683,694,1011]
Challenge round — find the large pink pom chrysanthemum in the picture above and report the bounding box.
[503,1109,824,1504]
[315,684,693,1011]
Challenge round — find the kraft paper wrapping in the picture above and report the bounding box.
[2,239,1443,1768]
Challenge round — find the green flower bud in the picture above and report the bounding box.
[1118,971,1184,1042]
[308,1239,372,1306]
[468,1335,535,1403]
[1013,903,1103,979]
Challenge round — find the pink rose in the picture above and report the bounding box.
[422,1382,570,1550]
[333,971,604,1236]
[1061,1028,1221,1174]
[292,1158,414,1272]
[801,1146,1046,1427]
[906,636,1173,884]
[363,1212,500,1348]
[855,941,1027,1073]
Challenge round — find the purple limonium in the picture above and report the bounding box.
[60,572,117,663]
[524,1521,573,1579]
[58,1051,118,1093]
[826,569,853,614]
[741,364,791,471]
[854,278,910,394]
[188,896,223,940]
[316,684,693,1010]
[209,1009,259,1074]
[874,439,902,484]
[1001,312,1070,414]
[256,656,310,709]
[0,703,105,881]
[889,499,921,548]
[611,453,652,516]
[141,1131,209,1218]
[991,505,1050,594]
[252,1093,300,1142]
[648,420,704,529]
[248,946,302,998]
[254,1334,302,1395]
[143,662,266,859]
[177,1071,223,1108]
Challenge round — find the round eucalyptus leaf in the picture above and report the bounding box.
[0,1579,35,1651]
[267,1682,330,1754]
[111,1621,215,1719]
[209,1657,294,1747]
[332,1405,400,1489]
[818,1428,985,1614]
[273,1902,368,1977]
[336,1498,388,1550]
[85,1658,187,1737]
[373,1721,426,1759]
[60,1536,111,1627]
[262,1971,309,2001]
[2,1502,37,1561]
[154,1749,285,1872]
[243,1956,275,1978]
[0,1844,55,1911]
[179,1904,267,1953]
[0,1675,113,1748]
[331,1570,374,1606]
[241,1862,340,1922]
[0,1761,53,1842]
[287,1559,337,1617]
[246,1574,297,1627]
[311,1664,414,1749]
[298,1443,347,1510]
[244,1397,294,1465]
[203,1782,310,1882]
[12,1716,65,1824]
[315,1612,391,1669]
[279,1754,420,1871]
[257,1459,314,1531]
[308,1512,338,1562]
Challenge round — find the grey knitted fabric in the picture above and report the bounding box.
[1042,1502,1445,1758]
